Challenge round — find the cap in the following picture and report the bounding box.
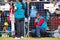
[4,22,9,26]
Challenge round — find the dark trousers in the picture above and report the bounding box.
[15,18,24,37]
[0,24,2,31]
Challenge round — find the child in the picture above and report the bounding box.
[2,22,11,37]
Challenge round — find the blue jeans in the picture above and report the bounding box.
[36,26,46,37]
[32,26,46,37]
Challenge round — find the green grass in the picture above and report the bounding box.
[0,37,60,40]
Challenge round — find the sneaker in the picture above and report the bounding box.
[14,37,18,39]
[21,36,24,39]
[15,37,20,40]
[17,38,20,39]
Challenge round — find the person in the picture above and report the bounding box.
[49,1,58,14]
[32,12,48,38]
[45,9,50,22]
[14,0,26,39]
[53,15,60,38]
[30,5,38,30]
[55,4,60,14]
[0,11,7,37]
[2,22,11,37]
[53,3,60,38]
[0,11,3,37]
[0,11,2,31]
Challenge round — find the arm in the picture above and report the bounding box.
[14,4,18,12]
[34,19,38,27]
[2,27,6,31]
[37,19,44,26]
[14,6,17,12]
[34,21,37,27]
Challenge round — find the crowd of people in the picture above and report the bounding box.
[0,0,60,40]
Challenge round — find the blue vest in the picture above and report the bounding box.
[14,2,25,18]
[37,16,48,30]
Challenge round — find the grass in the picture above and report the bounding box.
[0,37,60,40]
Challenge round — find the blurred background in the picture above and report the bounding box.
[0,0,60,40]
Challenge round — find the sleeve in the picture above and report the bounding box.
[37,19,44,26]
[45,12,50,21]
[24,3,26,8]
[34,21,37,27]
[14,4,18,9]
[14,6,17,9]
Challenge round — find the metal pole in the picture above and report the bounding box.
[27,2,30,37]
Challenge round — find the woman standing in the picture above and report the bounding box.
[14,0,26,39]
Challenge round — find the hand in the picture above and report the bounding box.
[35,19,38,22]
[10,6,12,8]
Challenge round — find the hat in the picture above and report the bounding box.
[4,22,9,26]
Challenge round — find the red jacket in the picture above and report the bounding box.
[57,18,60,25]
[34,19,44,27]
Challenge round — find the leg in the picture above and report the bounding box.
[0,24,2,36]
[31,29,36,37]
[36,26,46,37]
[31,29,36,34]
[15,19,21,37]
[40,27,46,33]
[20,20,24,36]
[0,24,2,31]
[36,26,40,37]
[40,27,46,37]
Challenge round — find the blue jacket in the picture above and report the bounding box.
[45,12,50,22]
[30,5,38,18]
[14,2,26,18]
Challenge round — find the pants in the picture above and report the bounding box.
[32,26,46,37]
[15,18,24,37]
[0,23,3,31]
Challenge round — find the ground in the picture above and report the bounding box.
[0,37,60,40]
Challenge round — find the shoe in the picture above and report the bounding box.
[14,37,18,39]
[14,37,20,40]
[21,36,24,39]
[36,36,40,38]
[17,38,20,39]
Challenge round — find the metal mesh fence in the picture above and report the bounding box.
[0,1,60,38]
[28,1,60,37]
[0,2,16,37]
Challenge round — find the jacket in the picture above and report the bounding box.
[14,2,26,18]
[34,16,48,30]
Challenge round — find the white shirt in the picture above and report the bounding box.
[49,3,58,14]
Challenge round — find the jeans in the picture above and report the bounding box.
[32,26,46,37]
[36,26,46,37]
[15,18,24,37]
